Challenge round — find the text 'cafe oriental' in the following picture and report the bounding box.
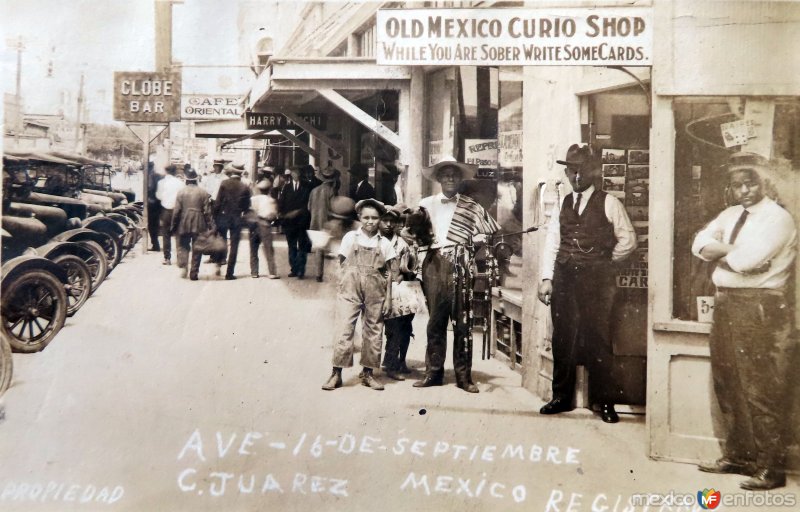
[245,0,800,468]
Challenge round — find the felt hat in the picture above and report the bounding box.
[329,196,356,220]
[212,159,226,167]
[225,162,245,176]
[184,168,198,181]
[556,144,598,166]
[315,167,340,183]
[726,152,771,175]
[355,198,386,216]
[422,155,477,181]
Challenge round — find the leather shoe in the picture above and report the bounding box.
[361,371,384,390]
[457,382,479,393]
[698,458,755,476]
[740,468,785,490]
[321,370,342,391]
[385,370,405,381]
[399,364,413,374]
[288,272,298,278]
[540,398,574,415]
[225,275,236,280]
[600,404,619,423]
[413,376,443,388]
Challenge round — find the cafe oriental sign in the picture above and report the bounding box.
[376,8,652,66]
[113,72,181,123]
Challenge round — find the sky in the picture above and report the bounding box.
[0,0,267,124]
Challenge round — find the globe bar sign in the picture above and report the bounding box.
[113,71,182,122]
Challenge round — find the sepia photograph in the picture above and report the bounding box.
[1,1,799,511]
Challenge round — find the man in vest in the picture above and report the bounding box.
[537,144,637,423]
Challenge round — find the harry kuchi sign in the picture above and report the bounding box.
[376,7,652,66]
[113,72,181,123]
[246,112,327,131]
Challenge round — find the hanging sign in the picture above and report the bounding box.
[181,95,243,120]
[114,72,181,122]
[376,8,652,66]
[246,112,327,130]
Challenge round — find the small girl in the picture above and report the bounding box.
[322,199,395,391]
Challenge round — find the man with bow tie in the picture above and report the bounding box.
[414,156,499,393]
[692,152,797,491]
[537,144,637,423]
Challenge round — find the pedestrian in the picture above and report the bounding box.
[380,204,424,380]
[308,167,340,282]
[248,179,280,279]
[322,199,395,391]
[155,164,185,265]
[414,156,500,394]
[213,163,252,280]
[203,159,226,264]
[537,144,637,423]
[146,161,162,252]
[349,163,375,202]
[170,169,213,280]
[278,165,312,279]
[692,152,797,490]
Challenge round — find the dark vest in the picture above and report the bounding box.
[556,190,616,266]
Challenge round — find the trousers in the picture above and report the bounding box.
[332,245,386,369]
[159,208,174,260]
[249,220,277,276]
[285,226,310,277]
[177,234,203,278]
[709,288,796,469]
[550,260,618,404]
[420,250,472,385]
[148,202,162,249]
[383,314,415,371]
[216,216,242,278]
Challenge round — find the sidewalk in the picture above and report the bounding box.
[0,237,795,511]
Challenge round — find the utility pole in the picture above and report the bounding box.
[75,72,85,154]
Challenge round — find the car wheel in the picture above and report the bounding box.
[1,270,68,353]
[52,254,92,317]
[80,240,109,293]
[0,334,12,395]
[100,235,123,271]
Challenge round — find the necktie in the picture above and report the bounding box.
[573,193,583,213]
[728,209,749,244]
[441,195,458,204]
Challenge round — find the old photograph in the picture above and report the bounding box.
[1,1,799,511]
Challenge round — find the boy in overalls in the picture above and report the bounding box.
[322,199,396,391]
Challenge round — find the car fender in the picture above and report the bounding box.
[1,255,68,287]
[35,241,94,262]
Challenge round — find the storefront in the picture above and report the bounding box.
[250,0,800,466]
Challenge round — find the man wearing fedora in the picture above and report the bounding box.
[171,168,213,280]
[349,163,375,202]
[308,167,341,282]
[279,165,313,279]
[414,156,500,393]
[155,164,185,265]
[537,144,636,423]
[214,163,252,280]
[692,152,797,490]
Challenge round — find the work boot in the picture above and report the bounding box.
[740,468,786,490]
[385,369,405,381]
[321,368,342,391]
[361,368,384,390]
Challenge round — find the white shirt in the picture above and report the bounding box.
[692,196,796,289]
[155,174,185,210]
[202,173,223,201]
[418,192,459,248]
[541,185,637,280]
[251,194,278,220]
[338,229,396,262]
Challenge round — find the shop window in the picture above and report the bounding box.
[671,97,800,321]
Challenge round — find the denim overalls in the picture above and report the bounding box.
[333,233,388,369]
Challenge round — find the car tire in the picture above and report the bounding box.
[0,334,12,395]
[1,270,68,353]
[80,240,109,293]
[52,254,92,317]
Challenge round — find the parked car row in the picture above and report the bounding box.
[1,152,142,396]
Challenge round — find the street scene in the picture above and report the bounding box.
[2,1,800,511]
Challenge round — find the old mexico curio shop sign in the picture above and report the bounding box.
[113,72,182,123]
[377,8,653,66]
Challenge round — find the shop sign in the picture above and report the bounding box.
[181,95,243,120]
[498,131,523,167]
[113,72,181,123]
[246,112,327,130]
[428,140,443,166]
[376,8,652,66]
[465,139,497,168]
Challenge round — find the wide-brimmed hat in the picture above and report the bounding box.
[355,198,387,216]
[255,179,271,190]
[315,167,340,183]
[225,162,245,176]
[422,155,477,181]
[184,169,198,181]
[556,144,598,166]
[726,152,771,175]
[212,159,226,167]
